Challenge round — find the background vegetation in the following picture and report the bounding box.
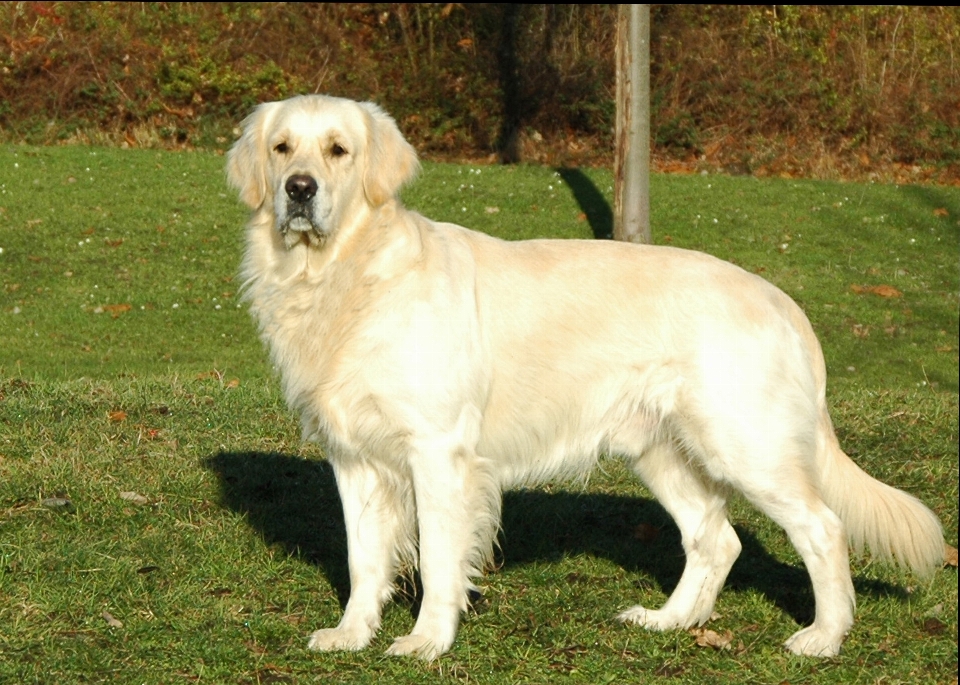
[1,4,958,181]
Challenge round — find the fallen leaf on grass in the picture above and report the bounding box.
[119,491,150,506]
[102,611,123,628]
[102,303,131,318]
[689,627,734,650]
[244,640,267,656]
[633,523,660,542]
[655,663,685,677]
[945,544,958,568]
[875,636,896,653]
[41,497,73,511]
[921,618,945,636]
[253,665,293,684]
[108,410,127,422]
[850,284,902,298]
[933,207,949,218]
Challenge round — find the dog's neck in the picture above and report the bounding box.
[255,198,420,285]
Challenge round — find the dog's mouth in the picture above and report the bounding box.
[279,174,326,248]
[278,210,325,249]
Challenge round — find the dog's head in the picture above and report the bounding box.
[227,95,420,247]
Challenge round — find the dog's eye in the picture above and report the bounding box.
[274,142,289,154]
[330,143,347,158]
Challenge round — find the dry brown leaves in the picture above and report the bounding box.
[945,544,958,568]
[119,491,150,506]
[689,627,736,651]
[633,523,661,543]
[850,284,903,298]
[102,611,123,628]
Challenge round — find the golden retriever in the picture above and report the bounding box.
[227,94,943,660]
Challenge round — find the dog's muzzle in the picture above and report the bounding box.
[279,174,324,247]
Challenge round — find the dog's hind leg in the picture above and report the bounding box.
[734,472,854,657]
[619,442,741,630]
[308,458,415,652]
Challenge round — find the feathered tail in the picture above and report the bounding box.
[817,412,944,578]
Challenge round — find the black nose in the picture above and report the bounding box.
[285,175,318,203]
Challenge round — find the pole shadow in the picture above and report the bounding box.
[556,167,613,239]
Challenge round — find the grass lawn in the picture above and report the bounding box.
[0,145,957,684]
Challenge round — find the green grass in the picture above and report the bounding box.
[0,145,957,684]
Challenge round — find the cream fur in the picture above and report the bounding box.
[227,94,944,660]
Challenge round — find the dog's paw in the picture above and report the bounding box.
[784,626,843,657]
[306,625,375,652]
[385,633,450,660]
[617,605,684,631]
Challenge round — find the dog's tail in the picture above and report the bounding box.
[817,411,944,578]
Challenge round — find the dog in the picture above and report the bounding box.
[227,94,943,660]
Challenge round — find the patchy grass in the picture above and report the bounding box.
[0,145,957,684]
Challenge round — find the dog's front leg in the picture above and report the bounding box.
[386,430,491,660]
[308,458,415,652]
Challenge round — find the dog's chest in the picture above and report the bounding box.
[253,269,362,371]
[251,267,403,439]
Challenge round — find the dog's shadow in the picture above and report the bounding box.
[205,451,903,626]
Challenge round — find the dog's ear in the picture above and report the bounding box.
[226,102,280,209]
[359,102,421,207]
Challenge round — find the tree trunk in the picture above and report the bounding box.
[614,4,651,244]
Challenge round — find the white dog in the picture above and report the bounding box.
[227,94,943,660]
